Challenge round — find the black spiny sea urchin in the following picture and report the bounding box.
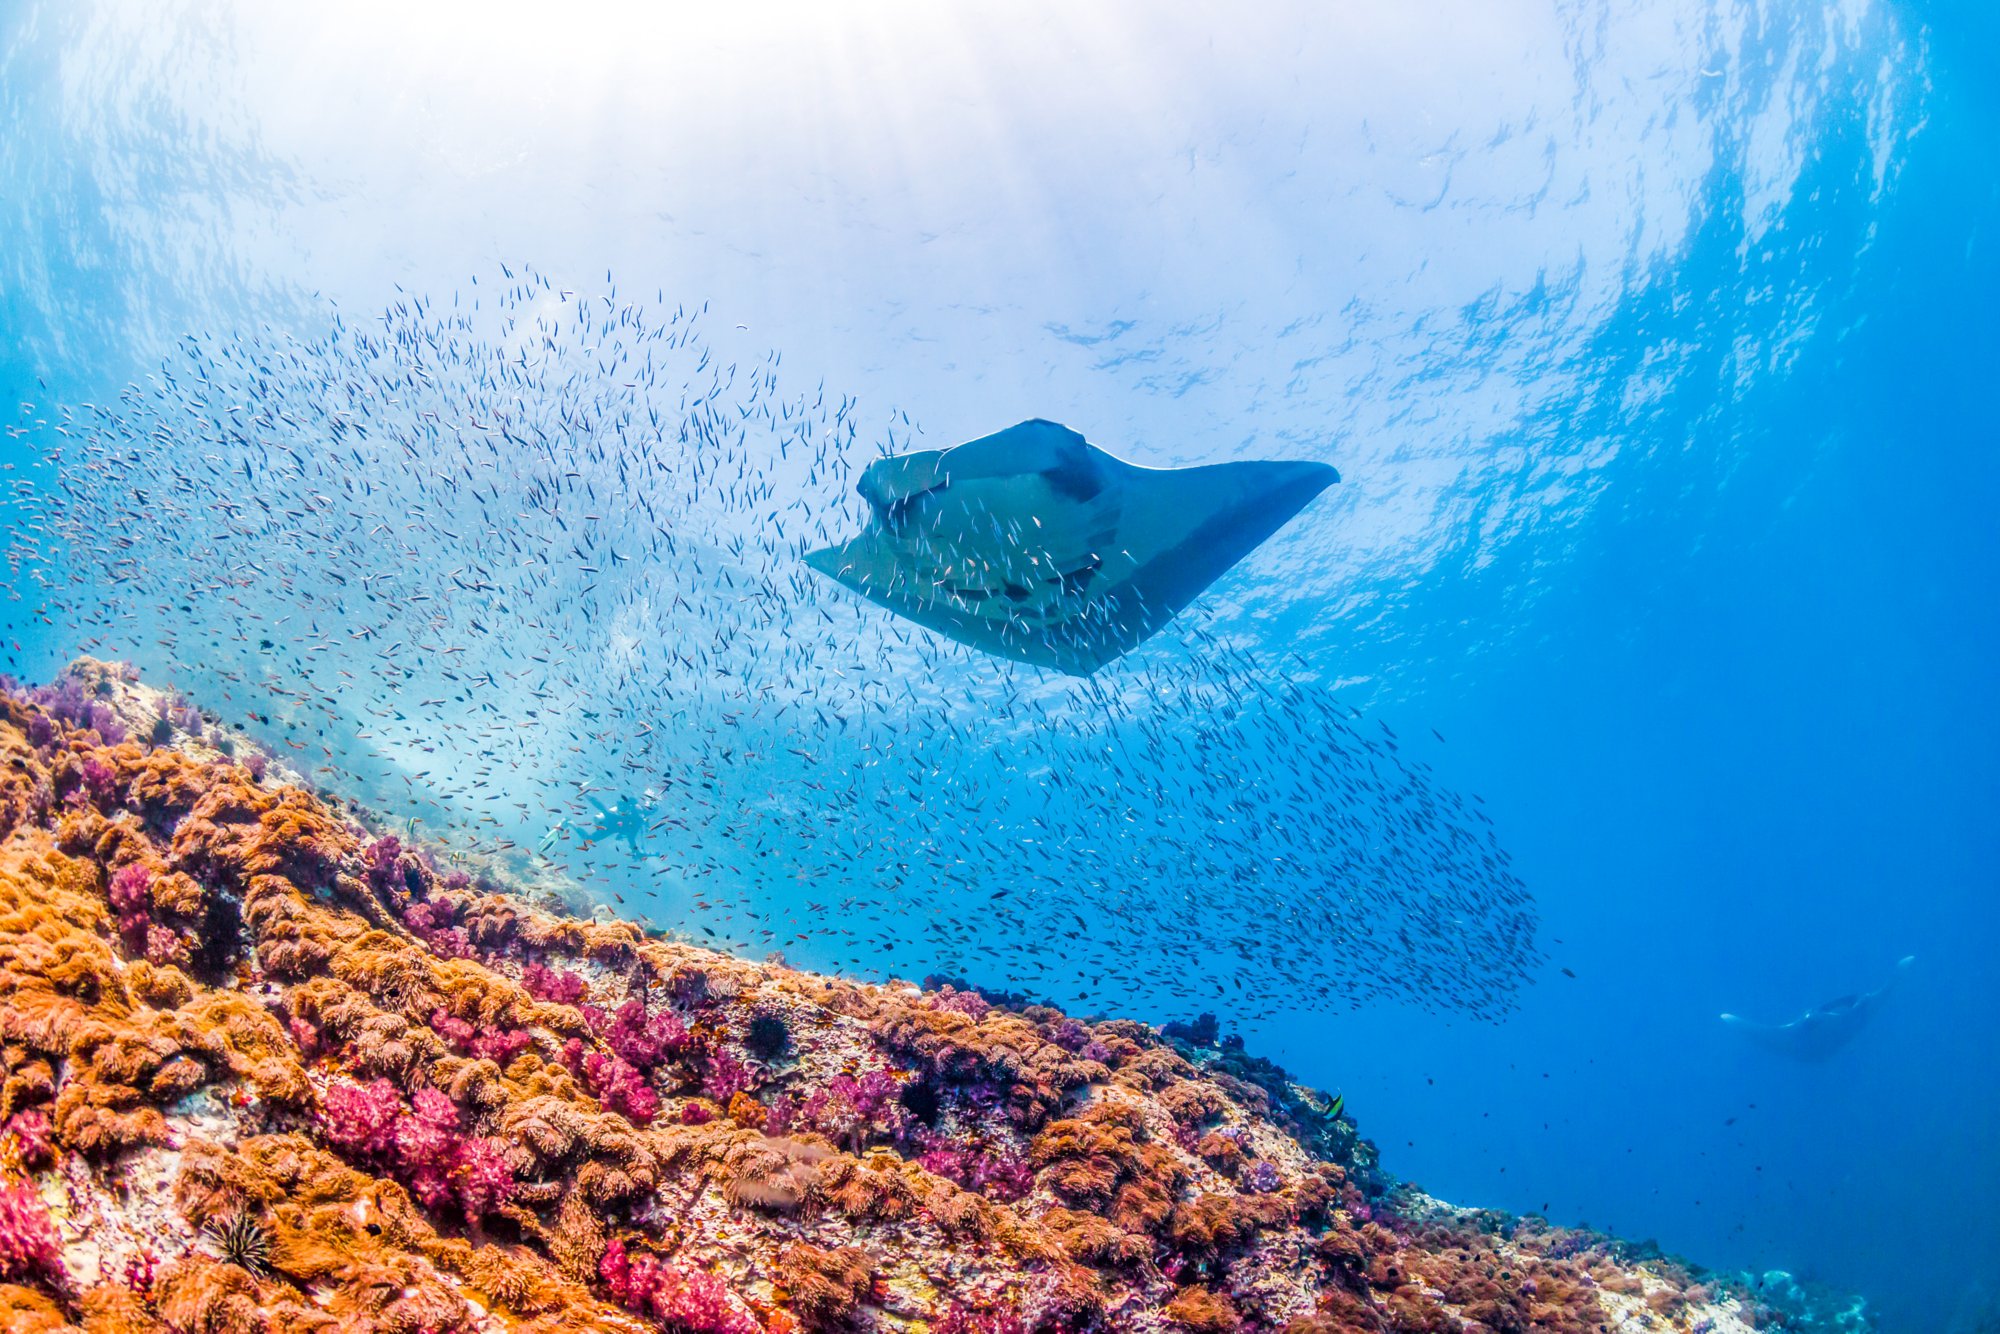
[201,1209,271,1275]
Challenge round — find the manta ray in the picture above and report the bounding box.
[1720,955,1915,1060]
[803,419,1337,674]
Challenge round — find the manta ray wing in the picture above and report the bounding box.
[1718,956,1915,1061]
[804,420,1337,674]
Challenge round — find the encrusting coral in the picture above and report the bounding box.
[0,659,1859,1333]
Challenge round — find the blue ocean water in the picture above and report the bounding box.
[1,4,1993,1330]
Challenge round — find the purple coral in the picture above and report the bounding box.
[159,692,203,739]
[79,755,119,805]
[107,863,153,915]
[107,863,153,945]
[403,897,473,959]
[701,1050,753,1103]
[1043,1016,1091,1052]
[32,677,127,744]
[0,1181,65,1288]
[600,1238,755,1334]
[103,863,188,966]
[797,1067,908,1151]
[915,1138,1035,1203]
[363,835,407,897]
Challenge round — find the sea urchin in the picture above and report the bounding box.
[201,1209,271,1275]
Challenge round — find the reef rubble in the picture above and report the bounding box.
[0,659,1864,1333]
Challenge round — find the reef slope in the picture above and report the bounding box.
[0,661,1845,1333]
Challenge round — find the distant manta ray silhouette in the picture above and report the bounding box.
[1720,955,1915,1060]
[803,419,1338,674]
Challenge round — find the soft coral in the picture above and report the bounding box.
[584,1052,661,1125]
[600,1237,755,1334]
[0,1181,65,1289]
[321,1079,517,1223]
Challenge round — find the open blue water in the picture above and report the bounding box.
[2,4,1994,1329]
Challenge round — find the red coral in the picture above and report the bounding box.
[0,1181,65,1289]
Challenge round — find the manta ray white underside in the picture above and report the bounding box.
[804,419,1338,675]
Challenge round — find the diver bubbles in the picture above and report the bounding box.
[12,266,1540,1021]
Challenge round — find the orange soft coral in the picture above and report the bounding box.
[0,669,1800,1334]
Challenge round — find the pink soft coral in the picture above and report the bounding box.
[394,1088,463,1210]
[322,1080,516,1223]
[600,1238,755,1334]
[430,1007,533,1068]
[1,1109,54,1169]
[798,1067,908,1151]
[701,1050,753,1103]
[321,1077,401,1159]
[107,862,156,953]
[584,1052,660,1125]
[452,1136,518,1220]
[521,961,588,1006]
[588,997,691,1071]
[0,1181,65,1288]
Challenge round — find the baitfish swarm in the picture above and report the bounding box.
[0,663,1840,1334]
[5,266,1539,1022]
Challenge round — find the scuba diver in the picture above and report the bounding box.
[537,786,664,859]
[581,786,662,858]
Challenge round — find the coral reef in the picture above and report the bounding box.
[0,659,1869,1333]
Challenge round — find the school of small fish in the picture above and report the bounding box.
[3,265,1541,1022]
